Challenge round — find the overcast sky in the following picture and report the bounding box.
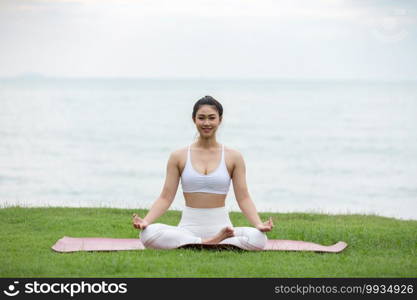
[0,0,416,80]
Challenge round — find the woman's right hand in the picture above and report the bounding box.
[132,213,149,230]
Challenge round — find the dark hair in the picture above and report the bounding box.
[192,95,223,122]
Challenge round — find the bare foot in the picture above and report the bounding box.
[202,226,234,244]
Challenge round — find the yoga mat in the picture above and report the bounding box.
[51,236,347,253]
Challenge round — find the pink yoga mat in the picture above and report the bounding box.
[51,236,348,253]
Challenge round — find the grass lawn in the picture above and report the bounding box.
[0,206,416,277]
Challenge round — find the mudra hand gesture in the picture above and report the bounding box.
[132,213,149,230]
[255,217,274,232]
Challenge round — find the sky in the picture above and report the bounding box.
[0,0,416,80]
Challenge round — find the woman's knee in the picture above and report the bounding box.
[139,223,172,246]
[236,227,267,250]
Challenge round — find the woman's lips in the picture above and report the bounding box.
[202,128,212,132]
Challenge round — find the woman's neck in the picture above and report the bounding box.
[195,138,220,150]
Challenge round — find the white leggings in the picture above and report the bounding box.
[139,206,267,250]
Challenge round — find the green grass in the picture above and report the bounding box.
[0,206,416,277]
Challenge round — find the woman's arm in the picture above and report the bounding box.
[232,150,273,231]
[142,151,181,225]
[236,197,263,227]
[142,197,172,225]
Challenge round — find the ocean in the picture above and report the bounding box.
[1,77,416,220]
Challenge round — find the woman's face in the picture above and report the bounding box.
[194,105,221,138]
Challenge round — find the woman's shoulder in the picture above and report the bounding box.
[168,146,188,162]
[224,146,244,161]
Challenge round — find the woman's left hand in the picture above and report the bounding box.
[255,217,274,232]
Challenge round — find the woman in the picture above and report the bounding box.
[132,95,274,250]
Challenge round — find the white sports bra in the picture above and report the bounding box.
[181,144,231,195]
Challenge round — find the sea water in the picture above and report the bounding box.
[1,77,416,220]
